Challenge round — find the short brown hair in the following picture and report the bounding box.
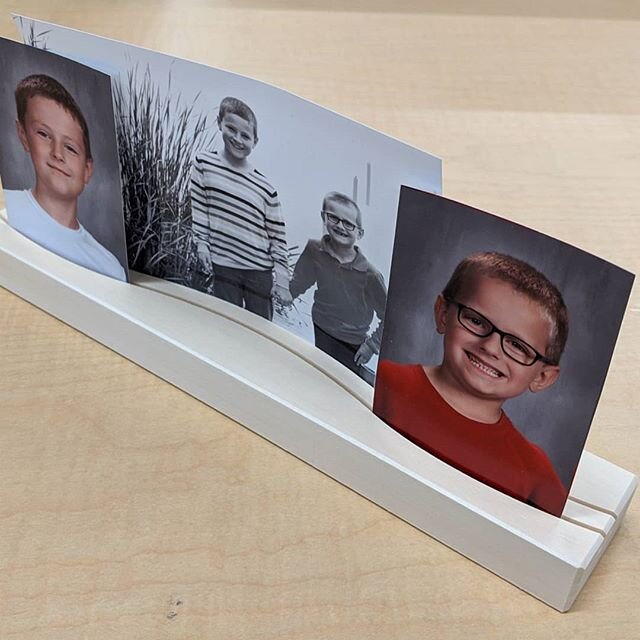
[217,96,258,140]
[15,74,92,161]
[442,251,569,364]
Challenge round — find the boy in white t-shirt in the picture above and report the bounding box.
[4,74,125,281]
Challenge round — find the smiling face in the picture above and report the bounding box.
[17,95,93,203]
[322,199,363,249]
[218,112,256,164]
[435,275,560,405]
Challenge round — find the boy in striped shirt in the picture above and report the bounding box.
[190,96,291,319]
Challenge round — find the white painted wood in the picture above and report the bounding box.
[0,216,636,612]
[570,452,639,518]
[562,500,614,537]
[135,272,376,409]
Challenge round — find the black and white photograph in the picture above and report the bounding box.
[374,187,634,516]
[0,37,128,281]
[15,17,442,383]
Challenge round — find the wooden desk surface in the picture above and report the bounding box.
[1,1,638,637]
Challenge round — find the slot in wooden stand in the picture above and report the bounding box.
[0,215,636,612]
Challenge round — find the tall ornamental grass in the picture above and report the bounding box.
[19,17,50,49]
[114,65,217,284]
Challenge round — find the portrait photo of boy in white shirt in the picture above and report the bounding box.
[0,39,128,281]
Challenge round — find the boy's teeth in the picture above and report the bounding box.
[468,353,501,377]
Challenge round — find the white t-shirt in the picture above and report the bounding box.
[5,189,126,281]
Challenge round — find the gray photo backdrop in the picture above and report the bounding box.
[380,187,634,490]
[0,38,128,274]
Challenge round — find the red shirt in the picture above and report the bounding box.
[373,361,567,516]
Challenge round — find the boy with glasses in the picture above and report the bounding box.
[373,251,568,516]
[289,191,387,382]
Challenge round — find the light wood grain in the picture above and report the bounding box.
[0,1,638,637]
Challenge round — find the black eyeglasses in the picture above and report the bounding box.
[322,210,358,232]
[446,298,554,366]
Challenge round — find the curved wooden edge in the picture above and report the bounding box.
[131,271,375,409]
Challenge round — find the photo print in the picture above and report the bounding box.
[374,187,634,516]
[0,37,128,281]
[15,16,442,384]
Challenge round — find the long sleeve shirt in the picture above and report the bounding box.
[190,150,289,287]
[290,236,387,351]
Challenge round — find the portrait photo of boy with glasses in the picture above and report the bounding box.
[288,191,387,384]
[374,187,633,517]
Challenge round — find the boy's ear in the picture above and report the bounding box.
[434,294,448,334]
[16,119,29,152]
[357,227,364,240]
[83,158,94,186]
[528,364,560,394]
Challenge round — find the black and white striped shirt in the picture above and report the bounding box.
[190,150,289,285]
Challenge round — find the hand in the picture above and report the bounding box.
[354,342,375,367]
[272,283,293,306]
[196,243,212,271]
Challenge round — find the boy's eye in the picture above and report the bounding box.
[467,314,487,329]
[505,337,530,355]
[64,144,79,155]
[36,129,50,139]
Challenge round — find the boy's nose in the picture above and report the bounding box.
[480,331,502,357]
[51,140,65,160]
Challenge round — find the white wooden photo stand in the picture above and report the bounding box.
[0,214,636,612]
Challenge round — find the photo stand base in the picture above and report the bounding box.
[0,215,636,612]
